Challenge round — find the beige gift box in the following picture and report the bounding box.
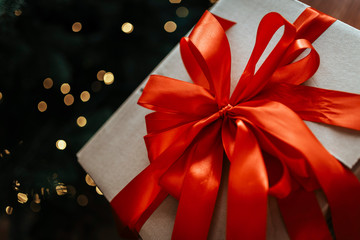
[77,0,360,239]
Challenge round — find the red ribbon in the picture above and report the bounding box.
[111,8,360,240]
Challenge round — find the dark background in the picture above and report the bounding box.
[0,0,358,239]
[0,0,213,239]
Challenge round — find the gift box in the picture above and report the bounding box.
[77,0,360,239]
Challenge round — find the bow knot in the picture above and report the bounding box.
[218,104,233,119]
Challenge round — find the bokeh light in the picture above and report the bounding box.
[164,21,177,33]
[38,101,47,112]
[80,91,90,102]
[121,22,134,34]
[17,192,28,204]
[95,186,103,195]
[103,72,114,85]
[176,7,189,18]
[77,194,88,206]
[0,92,3,101]
[56,140,67,150]
[96,70,106,81]
[5,206,13,215]
[169,0,181,3]
[4,149,10,155]
[64,94,74,106]
[34,193,41,204]
[85,174,96,186]
[43,78,53,89]
[14,10,22,16]
[60,83,71,94]
[72,22,82,32]
[56,184,68,196]
[77,116,87,127]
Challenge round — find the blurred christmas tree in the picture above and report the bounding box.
[0,0,214,239]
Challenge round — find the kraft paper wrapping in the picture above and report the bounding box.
[77,0,360,239]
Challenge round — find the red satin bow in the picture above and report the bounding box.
[111,8,360,240]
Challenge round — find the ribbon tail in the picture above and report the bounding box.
[171,121,223,240]
[223,119,268,240]
[277,188,332,240]
[258,83,360,131]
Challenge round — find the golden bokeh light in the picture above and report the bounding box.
[14,9,22,16]
[169,0,181,3]
[17,192,28,204]
[121,22,134,34]
[95,186,103,195]
[176,7,189,18]
[34,193,41,204]
[209,0,218,3]
[77,194,88,206]
[97,70,106,81]
[56,139,67,150]
[164,21,177,33]
[80,91,90,102]
[43,77,53,89]
[64,94,74,106]
[103,72,114,85]
[72,22,82,32]
[60,83,71,94]
[85,174,96,186]
[0,92,3,101]
[30,201,41,212]
[77,116,87,127]
[4,149,10,155]
[56,184,68,196]
[38,101,47,112]
[5,206,13,215]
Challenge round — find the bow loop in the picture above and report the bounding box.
[230,12,297,104]
[180,11,234,107]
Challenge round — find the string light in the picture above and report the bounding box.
[96,70,106,81]
[95,186,103,195]
[64,94,74,106]
[56,139,67,150]
[77,194,88,206]
[5,206,13,215]
[60,83,71,94]
[17,192,28,204]
[76,116,87,127]
[43,78,53,89]
[38,101,47,112]
[176,7,189,18]
[121,22,134,34]
[103,72,114,85]
[80,91,90,102]
[14,10,22,16]
[72,22,82,32]
[169,0,181,3]
[164,21,177,33]
[85,174,96,186]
